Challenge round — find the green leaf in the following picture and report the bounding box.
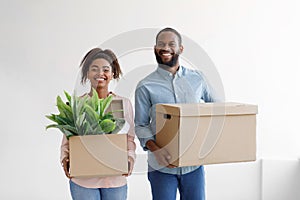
[102,95,113,117]
[81,120,90,135]
[90,88,99,110]
[102,113,114,120]
[77,95,88,115]
[56,95,73,120]
[84,104,99,124]
[45,124,59,130]
[56,115,73,126]
[72,93,79,123]
[111,118,126,134]
[56,96,66,117]
[45,114,57,123]
[56,126,75,139]
[63,129,76,139]
[57,124,77,134]
[64,90,72,105]
[99,99,104,117]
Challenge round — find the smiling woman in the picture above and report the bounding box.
[80,49,122,84]
[59,47,136,200]
[88,59,113,91]
[79,48,123,98]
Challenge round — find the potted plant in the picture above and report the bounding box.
[46,89,125,137]
[46,89,128,177]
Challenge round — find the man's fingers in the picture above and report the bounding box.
[167,164,176,168]
[159,155,171,167]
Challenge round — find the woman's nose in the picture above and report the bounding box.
[95,68,105,75]
[97,70,104,75]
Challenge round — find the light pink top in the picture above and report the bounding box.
[60,95,136,188]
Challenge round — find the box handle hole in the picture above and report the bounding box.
[163,114,171,120]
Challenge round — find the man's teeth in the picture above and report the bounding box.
[162,53,171,56]
[96,78,105,81]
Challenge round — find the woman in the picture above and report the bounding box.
[60,48,136,200]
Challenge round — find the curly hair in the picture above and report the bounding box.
[80,48,122,84]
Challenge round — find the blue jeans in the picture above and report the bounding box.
[148,166,205,200]
[69,180,127,200]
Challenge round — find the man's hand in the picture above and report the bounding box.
[146,140,176,168]
[61,157,71,179]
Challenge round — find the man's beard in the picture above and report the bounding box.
[155,50,180,67]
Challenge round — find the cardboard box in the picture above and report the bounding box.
[69,134,128,178]
[156,102,258,167]
[69,99,128,178]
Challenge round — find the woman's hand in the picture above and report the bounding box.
[61,157,71,179]
[123,156,134,177]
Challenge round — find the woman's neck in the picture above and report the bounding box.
[89,88,110,99]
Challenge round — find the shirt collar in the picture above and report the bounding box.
[156,65,183,78]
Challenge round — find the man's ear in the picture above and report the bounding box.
[179,45,184,54]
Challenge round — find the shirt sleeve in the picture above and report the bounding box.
[122,98,136,162]
[134,84,155,150]
[197,71,223,103]
[60,135,69,163]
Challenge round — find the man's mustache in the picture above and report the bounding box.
[159,50,174,55]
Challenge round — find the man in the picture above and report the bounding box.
[135,27,216,200]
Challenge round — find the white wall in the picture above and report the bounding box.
[1,0,300,199]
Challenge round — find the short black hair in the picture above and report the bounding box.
[156,27,182,46]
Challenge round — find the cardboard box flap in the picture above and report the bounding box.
[108,99,124,118]
[156,102,258,116]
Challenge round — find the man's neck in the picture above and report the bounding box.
[159,64,180,75]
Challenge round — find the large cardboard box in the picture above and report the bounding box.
[69,99,128,178]
[156,102,258,167]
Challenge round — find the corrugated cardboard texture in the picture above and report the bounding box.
[156,102,257,167]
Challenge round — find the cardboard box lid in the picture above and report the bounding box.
[156,102,258,117]
[109,98,124,118]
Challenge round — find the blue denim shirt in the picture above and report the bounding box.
[135,66,216,175]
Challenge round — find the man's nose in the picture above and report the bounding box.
[161,44,171,50]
